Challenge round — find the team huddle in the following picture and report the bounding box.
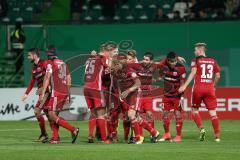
[22,42,221,144]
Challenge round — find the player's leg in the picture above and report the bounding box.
[34,102,47,142]
[128,108,142,144]
[123,113,131,143]
[88,110,96,143]
[191,90,206,140]
[159,110,171,141]
[173,109,183,142]
[137,115,159,143]
[159,97,171,141]
[95,107,108,143]
[204,93,220,141]
[48,96,79,143]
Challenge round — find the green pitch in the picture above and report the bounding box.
[0,120,239,160]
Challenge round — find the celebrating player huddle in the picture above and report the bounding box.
[22,42,221,144]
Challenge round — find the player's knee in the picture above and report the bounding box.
[209,109,217,117]
[191,108,199,114]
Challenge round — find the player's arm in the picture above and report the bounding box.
[39,64,52,102]
[214,72,220,88]
[22,77,35,102]
[121,78,141,99]
[178,67,197,93]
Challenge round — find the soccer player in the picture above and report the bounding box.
[84,42,118,143]
[22,48,49,142]
[128,52,161,138]
[179,43,220,142]
[126,49,138,63]
[39,45,79,144]
[158,52,186,142]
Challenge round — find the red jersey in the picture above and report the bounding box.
[112,65,139,92]
[127,62,162,90]
[46,58,70,97]
[161,62,186,98]
[25,59,48,95]
[84,55,108,89]
[191,56,220,88]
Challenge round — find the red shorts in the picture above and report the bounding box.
[120,91,139,113]
[191,87,217,110]
[45,95,68,112]
[84,87,106,110]
[35,93,50,110]
[139,96,153,113]
[163,96,181,111]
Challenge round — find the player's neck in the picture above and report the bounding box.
[34,58,40,64]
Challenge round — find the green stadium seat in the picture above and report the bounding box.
[90,5,102,20]
[22,7,33,22]
[119,5,130,19]
[32,0,44,13]
[146,5,157,20]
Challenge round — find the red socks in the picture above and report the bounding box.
[163,116,170,133]
[192,113,203,129]
[123,120,130,141]
[88,117,96,138]
[139,119,156,136]
[37,116,46,134]
[56,117,75,133]
[211,115,220,137]
[176,117,183,136]
[96,118,107,141]
[131,118,140,141]
[49,122,59,140]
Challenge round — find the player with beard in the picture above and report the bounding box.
[22,48,49,143]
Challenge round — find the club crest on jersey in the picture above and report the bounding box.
[131,72,137,78]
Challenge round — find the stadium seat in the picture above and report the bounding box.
[90,5,102,20]
[119,5,130,19]
[146,5,157,20]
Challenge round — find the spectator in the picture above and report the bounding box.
[0,0,8,18]
[70,0,84,22]
[173,10,181,20]
[225,0,240,17]
[10,22,26,73]
[156,8,168,20]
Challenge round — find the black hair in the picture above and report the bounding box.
[28,48,40,57]
[144,52,154,60]
[167,51,177,60]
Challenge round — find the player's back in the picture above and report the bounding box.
[84,55,104,90]
[192,56,220,88]
[48,58,69,96]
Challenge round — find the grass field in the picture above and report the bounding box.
[0,120,240,160]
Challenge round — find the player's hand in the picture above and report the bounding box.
[177,56,186,63]
[21,94,28,102]
[121,90,130,99]
[36,87,42,95]
[39,94,45,103]
[178,86,186,93]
